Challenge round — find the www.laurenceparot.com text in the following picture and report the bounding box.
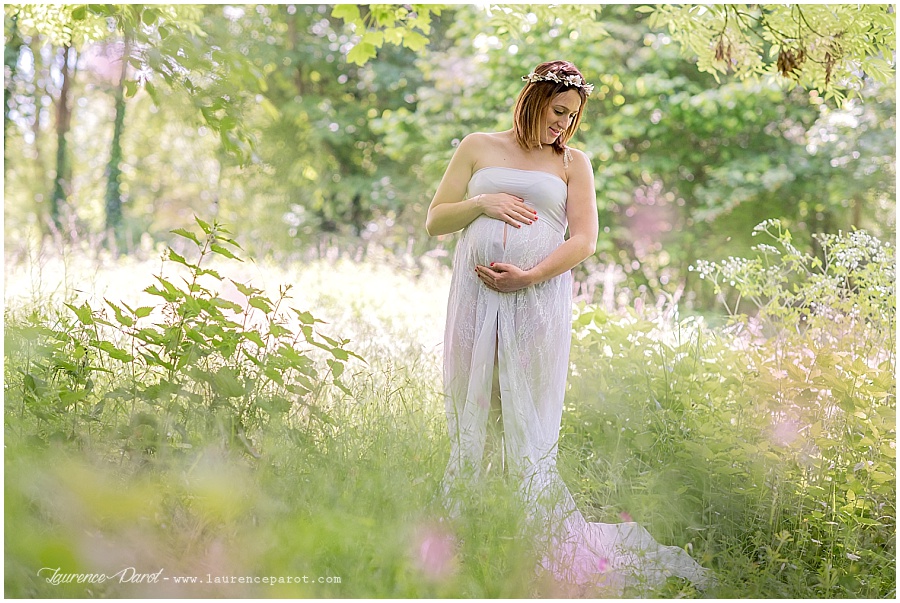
[37,567,342,587]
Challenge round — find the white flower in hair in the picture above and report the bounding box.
[521,71,595,95]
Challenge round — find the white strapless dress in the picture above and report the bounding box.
[440,166,713,595]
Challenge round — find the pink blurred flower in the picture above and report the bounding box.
[773,418,801,446]
[597,557,609,572]
[411,521,458,581]
[619,511,633,522]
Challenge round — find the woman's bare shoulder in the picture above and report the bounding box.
[461,131,514,166]
[460,131,509,149]
[566,147,593,173]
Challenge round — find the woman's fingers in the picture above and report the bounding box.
[512,200,537,223]
[481,194,537,226]
[476,263,514,292]
[504,205,537,226]
[475,265,496,288]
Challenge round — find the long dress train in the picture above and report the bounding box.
[440,167,713,595]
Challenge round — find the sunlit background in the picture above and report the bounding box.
[4,3,895,598]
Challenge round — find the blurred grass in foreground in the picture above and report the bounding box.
[4,223,895,598]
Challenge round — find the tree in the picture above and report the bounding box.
[50,42,74,231]
[645,4,895,106]
[6,4,109,232]
[361,4,895,307]
[334,4,895,106]
[3,11,24,165]
[104,33,129,246]
[6,3,259,245]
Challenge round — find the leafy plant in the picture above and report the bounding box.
[561,222,895,597]
[5,217,362,458]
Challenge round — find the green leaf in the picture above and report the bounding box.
[153,276,186,299]
[211,366,245,398]
[169,227,198,247]
[248,296,274,314]
[98,341,134,363]
[347,42,378,66]
[854,517,883,526]
[65,302,94,325]
[210,243,241,261]
[134,306,154,319]
[105,298,133,327]
[362,30,385,48]
[263,366,285,386]
[141,7,158,25]
[198,267,223,280]
[292,309,319,325]
[209,297,243,313]
[59,389,89,406]
[269,324,291,338]
[870,471,893,484]
[383,27,404,45]
[319,332,341,347]
[194,215,212,234]
[328,359,344,380]
[243,331,265,348]
[400,30,428,52]
[166,248,192,268]
[232,281,262,297]
[331,4,361,22]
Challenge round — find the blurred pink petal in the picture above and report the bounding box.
[619,511,633,522]
[411,521,458,581]
[773,418,801,446]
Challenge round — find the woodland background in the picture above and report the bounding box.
[4,3,896,599]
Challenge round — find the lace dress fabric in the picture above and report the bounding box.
[440,166,713,595]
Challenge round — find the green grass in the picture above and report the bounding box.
[4,233,895,598]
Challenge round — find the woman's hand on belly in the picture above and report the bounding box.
[477,193,537,227]
[475,262,534,293]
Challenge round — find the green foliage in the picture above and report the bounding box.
[3,229,896,597]
[692,220,895,338]
[3,4,895,309]
[333,4,441,65]
[4,217,361,458]
[564,224,895,597]
[646,4,896,105]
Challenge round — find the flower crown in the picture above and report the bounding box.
[521,71,594,95]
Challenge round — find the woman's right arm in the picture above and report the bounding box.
[425,134,536,237]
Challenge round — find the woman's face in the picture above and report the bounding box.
[539,89,582,146]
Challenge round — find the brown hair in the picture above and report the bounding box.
[513,60,589,154]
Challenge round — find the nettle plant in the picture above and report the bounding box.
[11,218,362,458]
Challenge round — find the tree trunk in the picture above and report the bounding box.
[4,13,22,165]
[104,36,130,250]
[851,194,863,229]
[50,44,74,231]
[286,7,305,96]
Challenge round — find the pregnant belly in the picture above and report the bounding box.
[463,216,564,271]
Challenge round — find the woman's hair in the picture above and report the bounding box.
[513,60,589,154]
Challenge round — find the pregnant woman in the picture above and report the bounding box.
[426,60,713,595]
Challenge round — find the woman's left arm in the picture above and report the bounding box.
[476,150,598,292]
